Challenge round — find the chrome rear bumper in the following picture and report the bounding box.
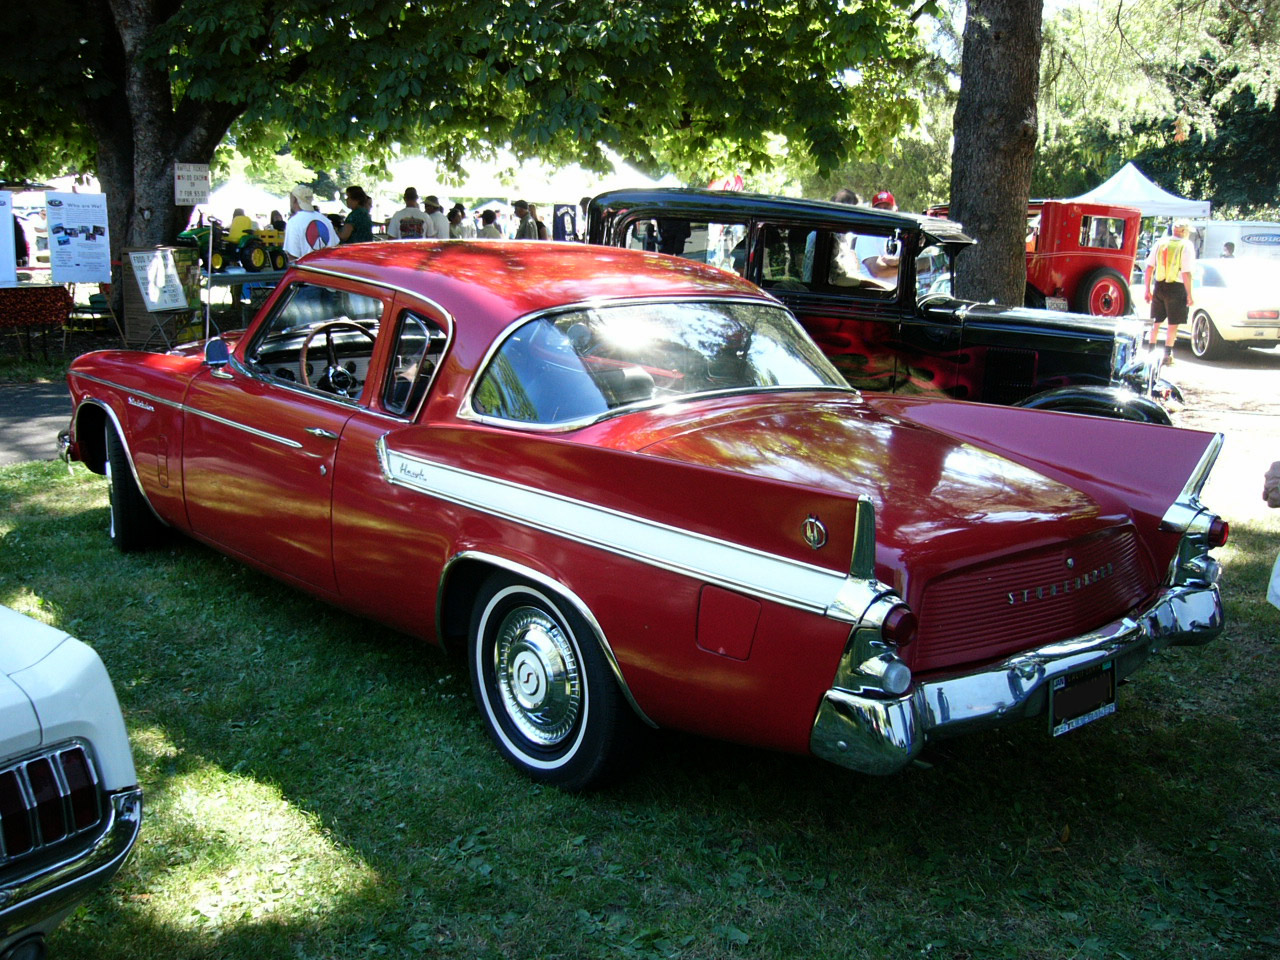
[810,582,1223,775]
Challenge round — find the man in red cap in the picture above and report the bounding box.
[855,189,900,281]
[871,190,897,211]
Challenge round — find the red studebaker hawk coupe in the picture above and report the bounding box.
[63,242,1227,788]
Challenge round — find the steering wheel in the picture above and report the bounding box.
[299,320,377,397]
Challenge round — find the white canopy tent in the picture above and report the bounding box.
[1068,162,1210,218]
[197,183,288,224]
[386,146,680,208]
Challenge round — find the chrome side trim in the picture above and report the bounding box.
[811,580,1224,775]
[378,438,881,621]
[69,373,182,413]
[184,406,303,449]
[439,551,656,729]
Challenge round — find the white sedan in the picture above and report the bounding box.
[1,606,141,959]
[1130,258,1280,360]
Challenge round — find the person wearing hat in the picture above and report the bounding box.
[423,195,451,241]
[283,184,339,261]
[1142,219,1196,365]
[512,200,539,240]
[853,189,901,283]
[387,187,428,239]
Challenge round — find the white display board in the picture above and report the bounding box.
[128,248,193,312]
[46,192,111,284]
[175,163,211,204]
[0,192,15,284]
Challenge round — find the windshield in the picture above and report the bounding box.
[470,300,846,426]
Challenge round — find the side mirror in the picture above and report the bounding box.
[204,338,233,378]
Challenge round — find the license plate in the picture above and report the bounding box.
[1046,296,1068,312]
[1050,661,1116,737]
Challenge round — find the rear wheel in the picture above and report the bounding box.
[239,239,269,272]
[105,425,167,551]
[468,573,632,790]
[1190,310,1228,360]
[1074,267,1130,317]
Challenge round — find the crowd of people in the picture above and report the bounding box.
[280,182,566,260]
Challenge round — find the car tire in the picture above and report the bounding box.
[468,572,632,790]
[105,425,167,552]
[1074,267,1130,317]
[1190,310,1228,360]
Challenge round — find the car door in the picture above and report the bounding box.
[182,278,391,592]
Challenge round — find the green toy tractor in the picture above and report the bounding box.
[177,216,287,273]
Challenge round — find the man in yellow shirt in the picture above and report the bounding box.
[1142,219,1196,365]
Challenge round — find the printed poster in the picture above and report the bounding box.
[129,248,198,312]
[46,192,111,283]
[175,163,211,205]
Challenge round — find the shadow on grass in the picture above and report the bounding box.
[3,463,1277,959]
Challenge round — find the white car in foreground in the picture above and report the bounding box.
[1131,257,1280,359]
[1,606,141,960]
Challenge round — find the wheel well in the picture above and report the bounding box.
[73,404,109,475]
[436,557,496,655]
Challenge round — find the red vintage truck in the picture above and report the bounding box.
[930,200,1142,318]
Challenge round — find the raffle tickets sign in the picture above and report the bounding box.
[175,163,211,205]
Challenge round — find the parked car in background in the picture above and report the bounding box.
[1129,257,1280,359]
[1,606,141,960]
[929,199,1141,317]
[592,189,1171,423]
[63,242,1227,789]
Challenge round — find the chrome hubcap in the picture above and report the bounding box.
[494,605,581,747]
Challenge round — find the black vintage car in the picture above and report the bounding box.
[588,188,1173,423]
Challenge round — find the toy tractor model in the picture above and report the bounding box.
[177,217,287,273]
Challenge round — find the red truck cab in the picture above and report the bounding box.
[930,200,1142,317]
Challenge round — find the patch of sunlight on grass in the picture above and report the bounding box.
[130,724,380,932]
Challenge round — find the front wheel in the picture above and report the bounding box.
[1191,311,1228,360]
[1074,267,1130,317]
[468,573,632,789]
[105,424,167,551]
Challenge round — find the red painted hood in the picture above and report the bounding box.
[582,391,1217,600]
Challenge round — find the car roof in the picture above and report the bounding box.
[590,187,975,250]
[293,241,769,329]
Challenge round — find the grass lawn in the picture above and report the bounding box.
[2,460,1277,960]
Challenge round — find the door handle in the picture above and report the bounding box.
[305,427,339,440]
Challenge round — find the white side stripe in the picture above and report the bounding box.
[379,440,852,616]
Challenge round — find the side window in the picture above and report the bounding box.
[1026,213,1041,252]
[382,310,448,417]
[820,230,900,294]
[245,282,384,400]
[760,225,816,290]
[1080,216,1126,250]
[624,219,749,275]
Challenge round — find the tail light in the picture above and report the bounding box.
[1247,310,1279,320]
[883,605,918,647]
[1208,517,1229,548]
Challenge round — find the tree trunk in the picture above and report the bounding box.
[950,0,1042,306]
[85,1,239,311]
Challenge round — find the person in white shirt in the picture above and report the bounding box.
[283,185,340,261]
[386,187,430,239]
[423,195,451,241]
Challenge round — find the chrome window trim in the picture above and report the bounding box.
[268,268,456,423]
[440,550,656,729]
[378,437,880,620]
[456,294,852,430]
